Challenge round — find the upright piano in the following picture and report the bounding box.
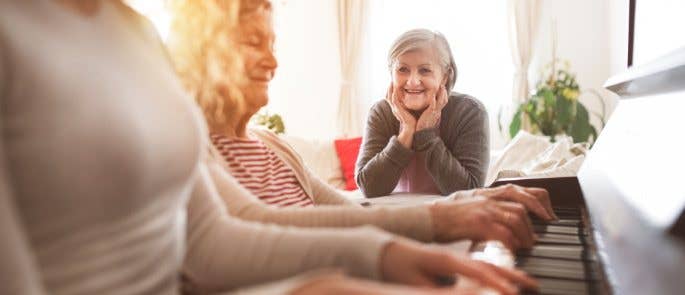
[486,48,685,294]
[362,48,685,294]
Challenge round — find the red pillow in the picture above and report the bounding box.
[334,137,363,191]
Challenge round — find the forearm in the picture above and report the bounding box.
[185,214,391,292]
[307,170,360,207]
[228,270,341,295]
[355,136,413,198]
[184,167,394,292]
[235,202,434,242]
[413,129,487,194]
[211,165,433,241]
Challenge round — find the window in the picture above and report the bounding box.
[126,0,171,41]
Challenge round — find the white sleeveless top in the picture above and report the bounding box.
[0,2,393,295]
[0,1,201,294]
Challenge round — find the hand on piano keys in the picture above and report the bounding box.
[460,206,604,295]
[431,195,546,250]
[381,239,538,295]
[467,184,560,221]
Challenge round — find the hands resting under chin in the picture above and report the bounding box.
[386,83,449,149]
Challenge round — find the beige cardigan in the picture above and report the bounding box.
[207,129,435,242]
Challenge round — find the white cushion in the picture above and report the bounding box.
[279,134,347,190]
[486,131,589,185]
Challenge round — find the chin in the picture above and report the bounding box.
[402,97,429,111]
[244,90,269,108]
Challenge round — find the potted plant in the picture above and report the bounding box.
[506,60,605,144]
[252,111,286,134]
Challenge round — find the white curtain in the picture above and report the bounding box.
[336,0,368,137]
[508,0,542,103]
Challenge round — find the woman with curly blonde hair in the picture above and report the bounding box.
[166,1,542,294]
[168,0,556,249]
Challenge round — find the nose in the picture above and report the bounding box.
[259,50,278,72]
[407,71,421,87]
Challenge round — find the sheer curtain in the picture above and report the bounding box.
[508,0,542,103]
[360,0,513,148]
[336,0,368,137]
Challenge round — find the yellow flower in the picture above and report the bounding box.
[562,88,579,101]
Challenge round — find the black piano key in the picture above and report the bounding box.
[523,278,592,295]
[536,233,585,246]
[532,211,581,220]
[551,211,582,217]
[533,224,587,236]
[534,212,581,220]
[551,209,581,215]
[518,256,586,270]
[552,207,581,215]
[533,218,583,227]
[551,207,580,212]
[517,257,599,281]
[514,206,609,293]
[517,244,597,262]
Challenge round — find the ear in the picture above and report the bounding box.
[441,68,452,88]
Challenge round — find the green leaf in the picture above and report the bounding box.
[555,94,572,127]
[542,90,555,108]
[569,103,594,143]
[509,108,522,139]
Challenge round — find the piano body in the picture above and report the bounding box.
[487,48,685,294]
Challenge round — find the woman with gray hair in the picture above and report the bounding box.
[356,29,490,197]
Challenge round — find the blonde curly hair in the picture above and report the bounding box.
[167,0,253,130]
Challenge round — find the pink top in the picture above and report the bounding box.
[394,152,441,195]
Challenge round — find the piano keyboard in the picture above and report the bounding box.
[470,206,609,295]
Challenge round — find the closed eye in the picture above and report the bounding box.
[243,35,261,47]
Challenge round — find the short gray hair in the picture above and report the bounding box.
[387,29,457,92]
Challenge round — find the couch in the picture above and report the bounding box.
[280,131,588,198]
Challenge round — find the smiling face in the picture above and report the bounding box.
[391,46,446,111]
[236,5,277,112]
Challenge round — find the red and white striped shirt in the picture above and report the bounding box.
[211,134,315,207]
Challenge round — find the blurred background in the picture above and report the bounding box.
[126,0,683,149]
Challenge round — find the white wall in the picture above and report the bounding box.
[631,0,685,67]
[608,0,629,75]
[269,0,627,145]
[267,0,341,140]
[128,0,629,144]
[531,0,622,136]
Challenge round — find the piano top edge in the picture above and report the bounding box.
[604,47,685,98]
